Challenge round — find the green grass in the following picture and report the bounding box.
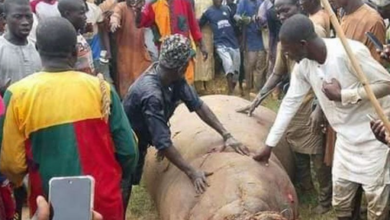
[126,184,158,220]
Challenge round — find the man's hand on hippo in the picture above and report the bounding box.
[221,133,250,155]
[187,169,213,194]
[253,146,272,165]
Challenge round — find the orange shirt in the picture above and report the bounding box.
[341,4,386,62]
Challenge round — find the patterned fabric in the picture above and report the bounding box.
[76,34,95,75]
[0,71,139,220]
[159,34,192,69]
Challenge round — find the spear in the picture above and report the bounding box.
[320,0,390,134]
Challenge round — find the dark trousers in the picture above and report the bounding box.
[295,152,332,207]
[121,140,148,219]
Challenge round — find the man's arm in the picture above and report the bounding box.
[178,81,248,154]
[236,43,288,115]
[199,11,209,28]
[134,3,155,28]
[96,9,111,58]
[0,90,28,186]
[195,103,228,137]
[142,96,211,194]
[365,19,386,63]
[341,46,390,105]
[109,86,139,180]
[234,0,244,21]
[186,0,202,44]
[254,65,311,162]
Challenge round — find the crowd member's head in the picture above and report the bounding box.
[367,0,390,18]
[36,17,78,68]
[58,0,87,32]
[4,0,33,40]
[329,0,364,10]
[158,34,192,83]
[279,14,319,63]
[213,0,223,8]
[275,0,300,22]
[0,3,5,34]
[299,0,321,14]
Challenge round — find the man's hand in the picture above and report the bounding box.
[103,10,114,19]
[322,78,342,102]
[307,106,325,134]
[222,135,250,155]
[378,45,390,61]
[236,90,269,116]
[240,16,252,25]
[128,0,145,10]
[34,196,103,220]
[200,45,208,61]
[253,146,272,165]
[187,169,213,194]
[110,16,121,33]
[236,96,261,117]
[370,120,389,145]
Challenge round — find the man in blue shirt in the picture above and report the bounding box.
[200,0,241,94]
[123,34,249,203]
[234,0,268,96]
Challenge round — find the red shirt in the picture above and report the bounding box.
[139,0,202,43]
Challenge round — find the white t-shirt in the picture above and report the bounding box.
[32,0,61,20]
[84,2,104,41]
[28,14,39,44]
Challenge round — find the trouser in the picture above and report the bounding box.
[244,50,268,92]
[94,60,113,84]
[14,186,26,220]
[216,46,241,82]
[295,152,332,207]
[332,177,390,219]
[121,140,148,219]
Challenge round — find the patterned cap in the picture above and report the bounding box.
[159,34,192,69]
[367,0,390,7]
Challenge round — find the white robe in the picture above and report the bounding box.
[266,38,390,185]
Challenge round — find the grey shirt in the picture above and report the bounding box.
[0,36,42,84]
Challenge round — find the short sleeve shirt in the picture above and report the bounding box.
[84,2,104,41]
[236,0,264,51]
[200,6,239,48]
[123,63,203,150]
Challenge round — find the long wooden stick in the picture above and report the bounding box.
[320,0,390,134]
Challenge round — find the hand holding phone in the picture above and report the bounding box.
[49,176,95,220]
[31,195,103,220]
[366,32,389,60]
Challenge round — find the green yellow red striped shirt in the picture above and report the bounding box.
[0,71,138,220]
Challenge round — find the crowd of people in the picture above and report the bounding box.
[0,0,388,219]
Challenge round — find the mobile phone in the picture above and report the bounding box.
[49,176,95,220]
[367,113,376,121]
[366,32,384,51]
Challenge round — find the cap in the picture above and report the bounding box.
[159,34,192,69]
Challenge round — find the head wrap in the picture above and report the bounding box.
[159,34,192,69]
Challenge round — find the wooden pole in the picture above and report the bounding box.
[320,0,390,134]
